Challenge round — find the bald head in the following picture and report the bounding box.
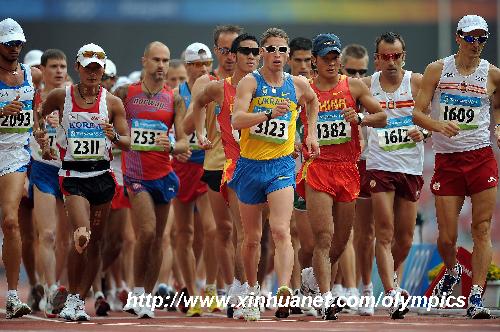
[144,41,169,57]
[142,41,171,82]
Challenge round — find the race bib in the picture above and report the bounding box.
[377,116,416,152]
[316,110,351,146]
[67,127,106,160]
[0,108,34,133]
[439,93,481,130]
[131,119,168,151]
[188,128,207,150]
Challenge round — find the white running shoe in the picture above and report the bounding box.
[138,300,155,319]
[358,283,374,316]
[5,294,31,319]
[301,267,320,296]
[59,294,78,321]
[123,289,142,315]
[243,284,260,321]
[73,296,90,321]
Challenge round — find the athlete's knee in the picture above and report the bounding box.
[40,229,56,247]
[73,227,91,254]
[270,225,291,245]
[216,223,233,244]
[1,212,20,236]
[243,232,261,249]
[315,231,333,250]
[471,220,491,243]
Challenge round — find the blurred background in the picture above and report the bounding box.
[2,0,499,263]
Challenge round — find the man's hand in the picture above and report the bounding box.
[306,136,320,158]
[175,149,192,163]
[437,121,460,138]
[154,133,170,151]
[101,122,116,141]
[341,107,358,123]
[197,135,213,150]
[41,145,58,161]
[271,101,290,119]
[407,127,424,142]
[46,111,59,127]
[292,142,301,159]
[495,126,500,148]
[1,95,23,116]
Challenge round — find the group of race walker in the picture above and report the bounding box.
[0,13,498,322]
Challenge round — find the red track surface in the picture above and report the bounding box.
[1,284,499,331]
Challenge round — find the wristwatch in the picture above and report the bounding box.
[111,131,120,143]
[357,113,365,125]
[264,109,273,121]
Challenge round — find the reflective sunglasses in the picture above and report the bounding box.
[345,68,368,76]
[215,46,231,55]
[2,40,24,48]
[81,51,106,60]
[237,47,260,56]
[376,52,404,61]
[263,45,288,54]
[188,60,213,68]
[458,34,488,44]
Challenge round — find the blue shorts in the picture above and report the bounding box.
[124,171,180,205]
[29,160,62,200]
[228,155,295,205]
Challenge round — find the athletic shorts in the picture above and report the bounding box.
[124,171,179,205]
[293,191,306,211]
[0,145,30,177]
[111,185,131,210]
[60,171,116,206]
[357,159,371,199]
[296,159,359,203]
[430,146,498,196]
[366,169,424,202]
[220,158,237,203]
[30,160,62,200]
[201,169,223,192]
[228,155,295,205]
[172,161,207,204]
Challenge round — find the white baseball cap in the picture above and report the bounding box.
[76,43,106,68]
[0,18,26,44]
[457,15,488,33]
[104,59,117,77]
[128,70,142,83]
[184,42,212,63]
[23,49,43,67]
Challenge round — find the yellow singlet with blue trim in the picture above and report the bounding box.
[240,70,298,160]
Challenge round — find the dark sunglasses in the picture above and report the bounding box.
[345,68,368,76]
[376,52,403,61]
[2,40,24,48]
[215,46,231,55]
[263,45,288,54]
[459,34,488,44]
[237,47,260,56]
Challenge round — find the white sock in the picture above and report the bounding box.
[7,290,18,298]
[133,287,145,295]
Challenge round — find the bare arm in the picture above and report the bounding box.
[184,75,212,135]
[193,80,223,148]
[349,78,387,128]
[172,92,189,154]
[489,65,500,147]
[295,76,320,155]
[104,94,131,151]
[231,74,263,130]
[412,61,459,137]
[31,67,42,90]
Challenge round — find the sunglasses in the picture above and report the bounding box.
[215,46,231,55]
[345,68,368,76]
[376,52,404,61]
[263,45,288,54]
[188,60,213,68]
[81,51,106,60]
[458,34,488,44]
[2,40,24,48]
[237,47,260,56]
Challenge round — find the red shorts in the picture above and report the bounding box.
[220,158,237,203]
[172,160,207,203]
[296,159,359,202]
[366,169,424,202]
[430,146,498,196]
[357,159,371,198]
[111,185,131,210]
